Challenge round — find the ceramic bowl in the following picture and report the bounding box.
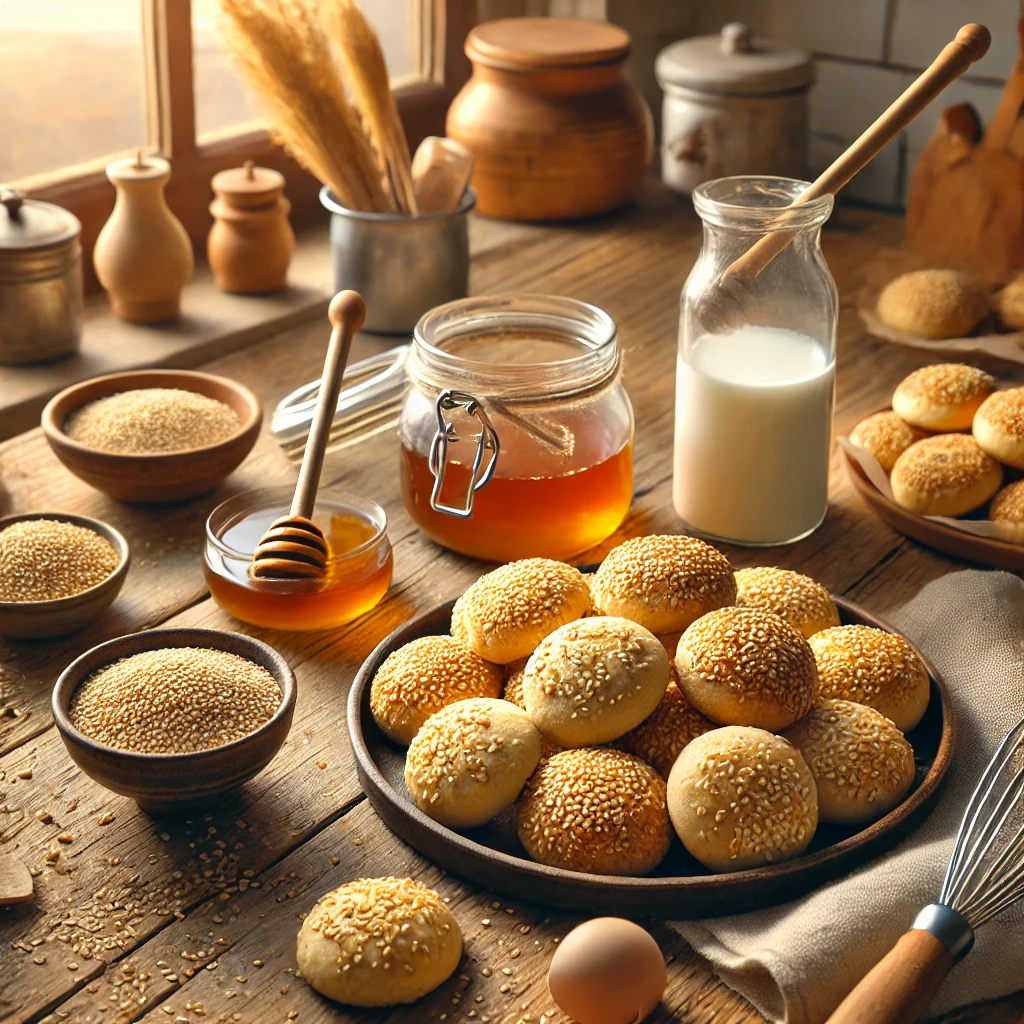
[52,627,296,815]
[0,512,130,639]
[41,369,262,504]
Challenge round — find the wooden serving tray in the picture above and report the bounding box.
[348,593,955,918]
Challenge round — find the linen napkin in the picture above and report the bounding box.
[672,569,1024,1024]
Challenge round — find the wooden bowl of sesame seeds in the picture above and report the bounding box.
[41,369,262,504]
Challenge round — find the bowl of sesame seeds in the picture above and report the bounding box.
[0,512,130,638]
[41,369,262,503]
[52,627,295,814]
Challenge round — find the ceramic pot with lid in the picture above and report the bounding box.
[0,188,83,365]
[656,22,815,195]
[447,17,652,221]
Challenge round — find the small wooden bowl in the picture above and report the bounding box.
[41,369,262,504]
[0,512,130,639]
[52,627,295,815]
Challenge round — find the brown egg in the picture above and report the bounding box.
[547,917,666,1024]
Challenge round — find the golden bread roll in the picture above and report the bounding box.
[589,534,736,634]
[666,726,818,872]
[891,363,995,431]
[516,748,671,875]
[995,274,1024,330]
[297,877,461,1006]
[988,479,1024,538]
[503,663,562,757]
[890,434,1003,516]
[876,269,989,340]
[973,387,1024,469]
[784,699,915,825]
[848,410,928,472]
[674,607,818,731]
[451,558,591,664]
[809,625,930,733]
[734,566,841,639]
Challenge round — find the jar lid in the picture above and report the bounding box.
[211,160,285,198]
[106,152,172,183]
[466,17,630,70]
[0,189,81,252]
[656,23,814,95]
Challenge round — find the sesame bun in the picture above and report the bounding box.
[451,559,592,665]
[734,566,841,639]
[848,411,928,473]
[890,434,1002,516]
[666,727,818,872]
[988,479,1024,538]
[674,607,818,731]
[809,625,930,733]
[370,636,502,745]
[891,363,995,431]
[615,670,715,778]
[590,534,736,634]
[995,274,1024,330]
[876,270,989,340]
[503,664,562,757]
[521,617,671,747]
[784,700,915,825]
[297,877,461,1006]
[973,387,1024,469]
[404,697,542,829]
[517,748,671,875]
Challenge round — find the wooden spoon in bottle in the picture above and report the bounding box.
[250,291,367,580]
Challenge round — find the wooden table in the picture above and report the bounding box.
[1,185,1022,1024]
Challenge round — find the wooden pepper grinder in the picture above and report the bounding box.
[208,160,294,293]
[94,151,193,323]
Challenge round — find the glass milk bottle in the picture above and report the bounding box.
[674,176,837,545]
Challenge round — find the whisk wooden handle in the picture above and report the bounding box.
[824,929,953,1024]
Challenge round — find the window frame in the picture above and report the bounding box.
[12,0,475,289]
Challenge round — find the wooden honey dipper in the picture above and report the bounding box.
[251,291,366,580]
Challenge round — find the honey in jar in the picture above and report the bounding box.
[204,488,392,631]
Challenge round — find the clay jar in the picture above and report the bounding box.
[446,17,652,221]
[94,154,194,323]
[208,161,294,293]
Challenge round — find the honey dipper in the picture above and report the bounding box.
[251,291,367,580]
[697,23,991,333]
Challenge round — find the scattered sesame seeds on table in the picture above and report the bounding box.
[0,188,1019,1024]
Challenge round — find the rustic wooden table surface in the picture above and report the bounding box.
[1,185,1022,1024]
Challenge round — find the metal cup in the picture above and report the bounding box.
[319,186,474,335]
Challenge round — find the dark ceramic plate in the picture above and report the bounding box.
[348,594,954,917]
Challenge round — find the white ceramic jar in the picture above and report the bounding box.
[656,23,814,196]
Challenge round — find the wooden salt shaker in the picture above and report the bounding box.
[208,161,294,293]
[94,152,193,323]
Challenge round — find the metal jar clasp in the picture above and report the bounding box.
[428,389,499,517]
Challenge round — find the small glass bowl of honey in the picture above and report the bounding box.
[204,487,393,631]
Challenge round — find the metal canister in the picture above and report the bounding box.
[0,189,83,365]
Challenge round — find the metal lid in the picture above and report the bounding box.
[466,17,630,70]
[0,189,81,252]
[656,23,814,95]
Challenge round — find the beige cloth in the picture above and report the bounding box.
[673,570,1024,1024]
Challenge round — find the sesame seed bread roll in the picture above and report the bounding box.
[973,387,1024,468]
[370,636,502,745]
[890,434,1002,516]
[451,559,592,665]
[995,274,1024,330]
[891,363,995,431]
[404,697,542,829]
[734,566,841,639]
[809,625,930,733]
[848,410,928,473]
[297,877,461,1006]
[517,748,671,875]
[667,726,818,872]
[503,663,562,757]
[590,534,736,634]
[674,607,818,732]
[521,617,671,747]
[988,479,1024,538]
[875,270,989,341]
[784,700,915,826]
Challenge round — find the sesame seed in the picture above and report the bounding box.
[734,567,840,639]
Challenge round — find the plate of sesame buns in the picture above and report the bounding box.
[348,540,954,917]
[842,362,1024,570]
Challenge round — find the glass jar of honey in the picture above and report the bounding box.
[204,487,392,631]
[399,294,634,562]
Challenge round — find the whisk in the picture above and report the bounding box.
[826,715,1024,1024]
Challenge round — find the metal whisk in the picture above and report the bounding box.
[827,716,1024,1024]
